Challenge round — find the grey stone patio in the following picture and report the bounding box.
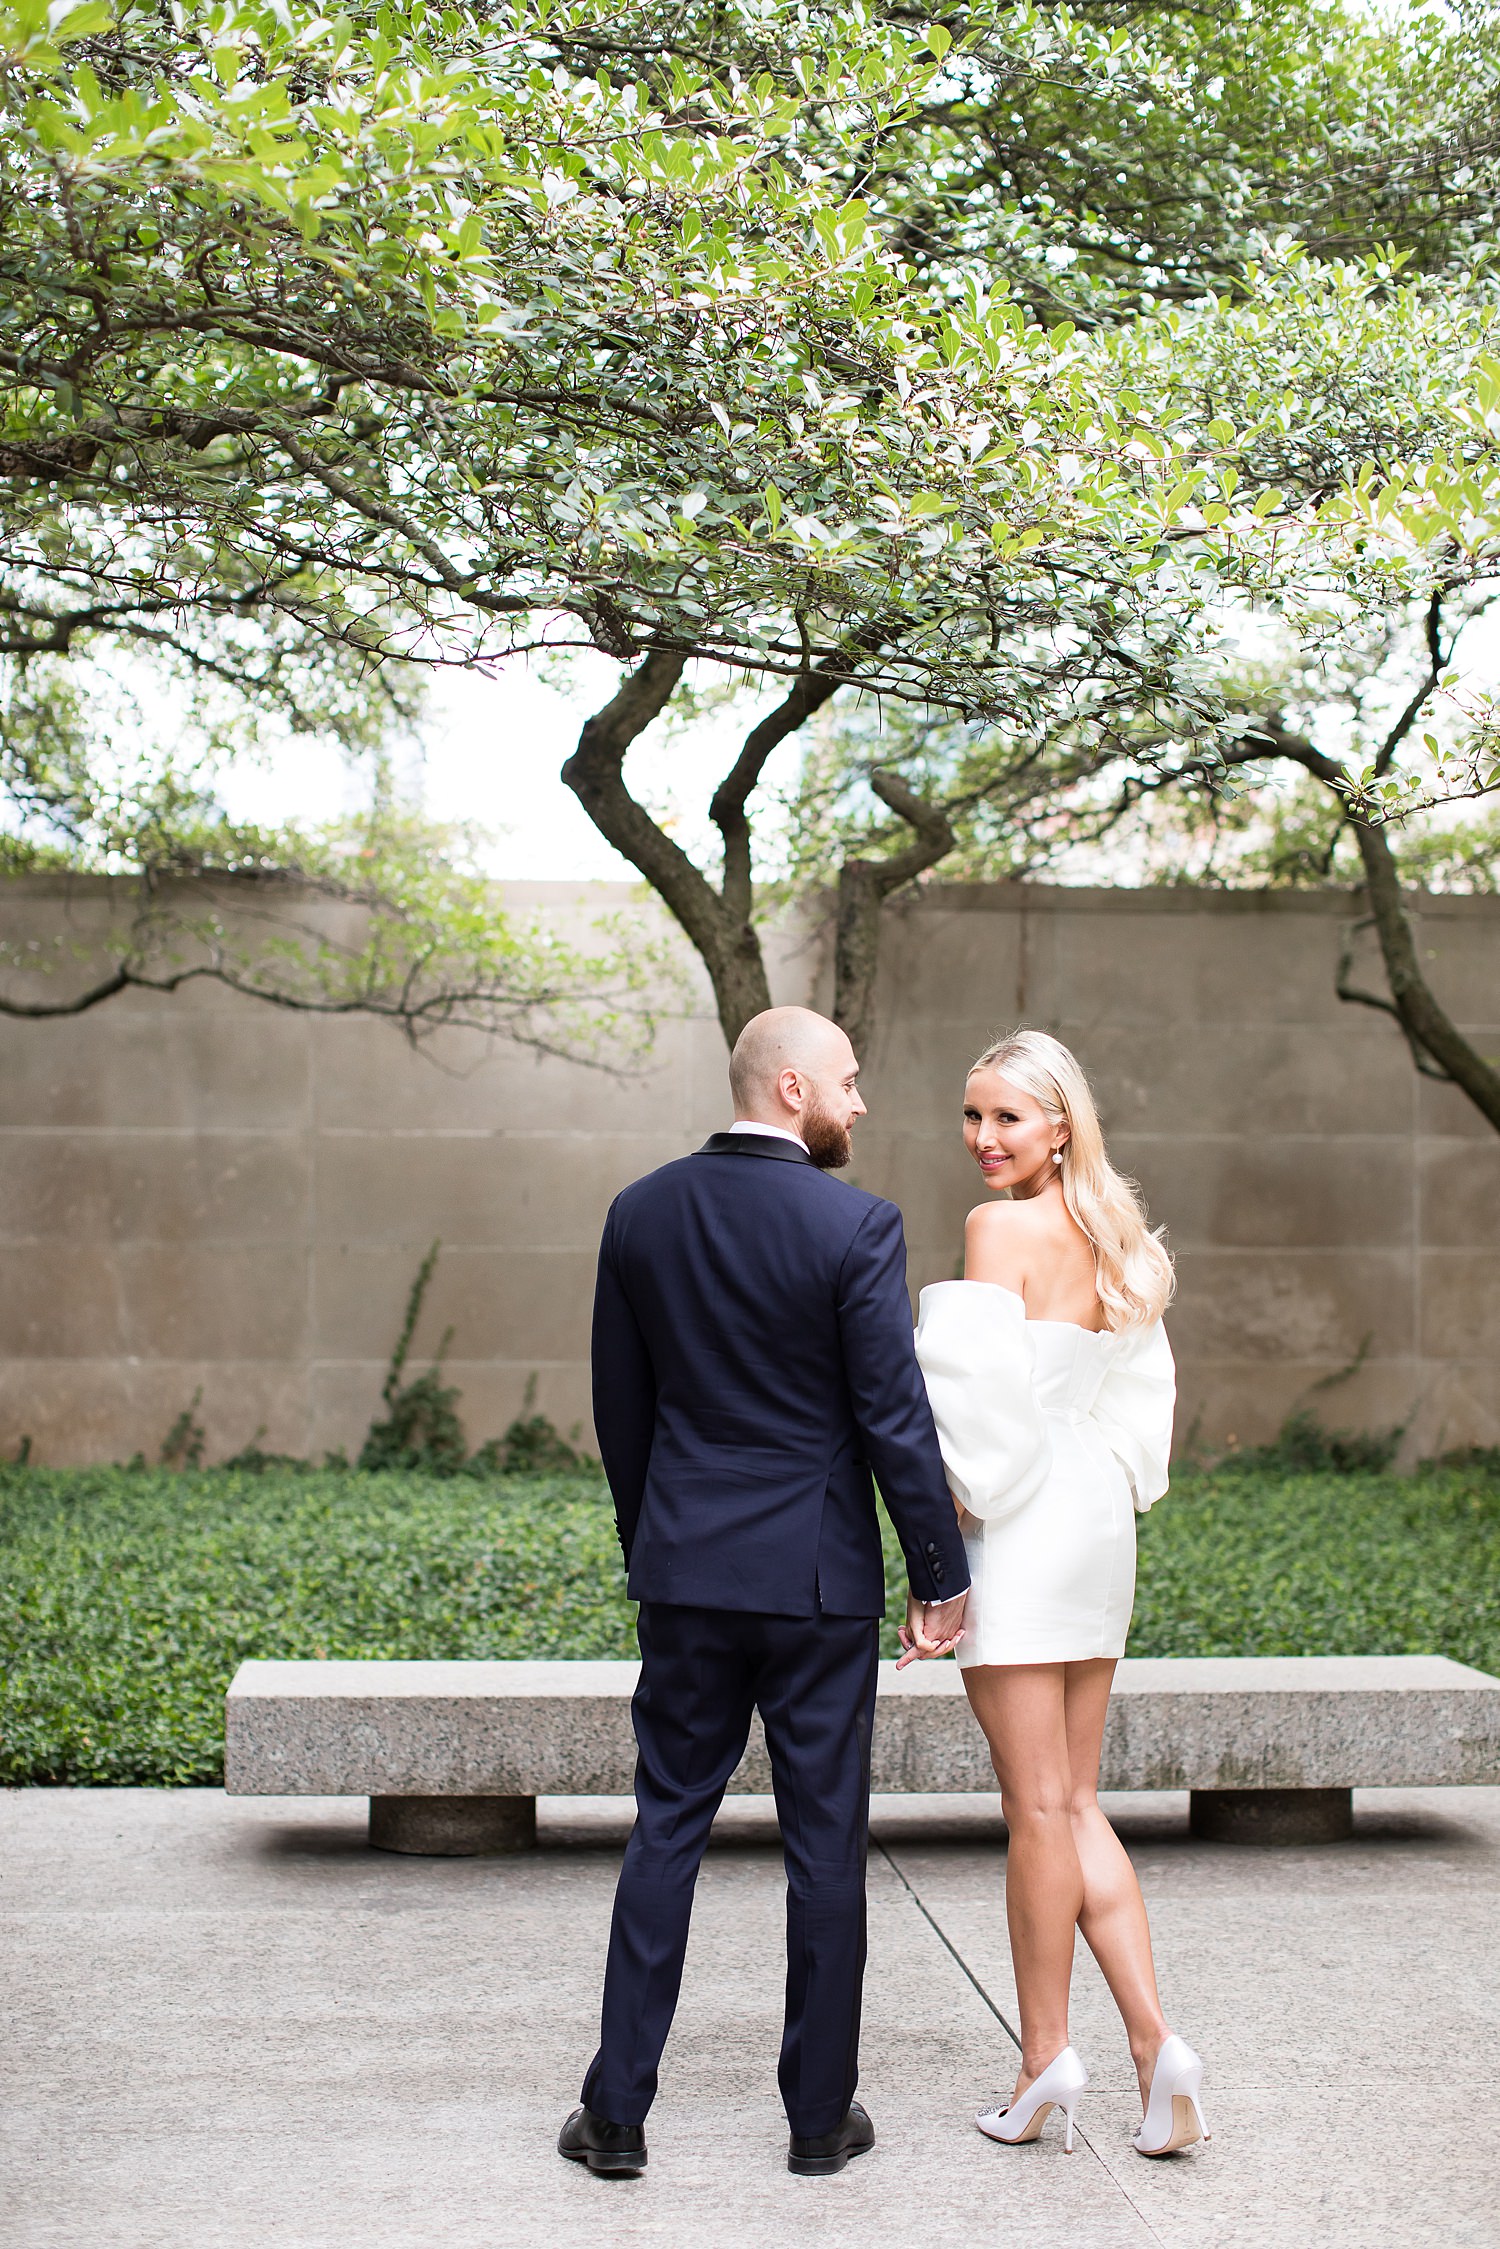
[3,1784,1498,2249]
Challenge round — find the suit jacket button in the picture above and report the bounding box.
[932,1562,945,1584]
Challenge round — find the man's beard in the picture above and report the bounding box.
[802,1093,852,1171]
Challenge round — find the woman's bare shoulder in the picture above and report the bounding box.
[965,1198,1048,1236]
[963,1199,1037,1287]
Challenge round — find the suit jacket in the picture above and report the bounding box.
[590,1132,971,1618]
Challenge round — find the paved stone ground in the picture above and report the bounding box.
[4,1785,1498,2249]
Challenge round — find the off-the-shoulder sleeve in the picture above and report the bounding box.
[1090,1321,1176,1514]
[914,1282,1052,1522]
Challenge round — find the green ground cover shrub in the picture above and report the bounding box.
[0,1464,623,1787]
[1128,1457,1500,1668]
[3,1456,1498,1787]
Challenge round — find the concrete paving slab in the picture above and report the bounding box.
[3,1786,1498,2249]
[879,1786,1500,2248]
[883,1788,1500,2098]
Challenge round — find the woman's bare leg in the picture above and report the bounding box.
[961,1663,1081,2095]
[1061,1658,1171,2108]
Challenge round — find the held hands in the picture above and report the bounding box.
[895,1589,967,1670]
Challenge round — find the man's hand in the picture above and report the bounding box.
[895,1589,967,1670]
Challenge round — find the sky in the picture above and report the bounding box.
[217,651,807,884]
[210,596,1500,889]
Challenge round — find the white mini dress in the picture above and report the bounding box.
[914,1281,1175,1667]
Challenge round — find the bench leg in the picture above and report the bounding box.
[1189,1787,1353,1845]
[368,1795,537,1855]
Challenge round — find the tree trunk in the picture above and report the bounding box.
[1247,716,1500,1139]
[832,858,888,1060]
[697,927,776,1052]
[563,657,962,1060]
[1350,815,1500,1132]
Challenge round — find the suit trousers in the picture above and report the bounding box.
[580,1601,881,2137]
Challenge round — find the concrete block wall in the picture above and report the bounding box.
[0,875,1495,1465]
[855,885,1500,1463]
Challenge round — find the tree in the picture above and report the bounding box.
[771,0,1500,1107]
[1,0,1496,1053]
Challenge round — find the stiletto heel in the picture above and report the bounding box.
[1132,2034,1211,2157]
[977,2046,1088,2151]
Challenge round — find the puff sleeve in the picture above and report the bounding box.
[1090,1321,1176,1514]
[914,1281,1052,1522]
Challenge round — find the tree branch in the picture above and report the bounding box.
[1346,816,1500,1129]
[1374,589,1446,779]
[710,623,892,925]
[562,651,772,1046]
[0,964,133,1018]
[1334,917,1453,1080]
[0,941,649,1066]
[1252,716,1500,1134]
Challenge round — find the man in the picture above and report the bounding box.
[558,1007,969,2180]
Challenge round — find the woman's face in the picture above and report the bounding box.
[962,1067,1066,1198]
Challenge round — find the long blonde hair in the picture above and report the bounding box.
[969,1028,1174,1330]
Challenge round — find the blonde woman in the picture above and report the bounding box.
[909,1030,1210,2160]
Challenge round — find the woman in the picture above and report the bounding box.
[908,1029,1210,2159]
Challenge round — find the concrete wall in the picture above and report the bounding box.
[1,876,1496,1466]
[862,885,1499,1466]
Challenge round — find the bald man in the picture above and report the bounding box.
[559,1008,970,2181]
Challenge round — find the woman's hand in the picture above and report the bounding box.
[896,1590,967,1670]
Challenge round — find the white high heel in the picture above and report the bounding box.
[976,2045,1089,2154]
[1132,2033,1211,2156]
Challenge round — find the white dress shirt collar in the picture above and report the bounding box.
[727,1119,807,1150]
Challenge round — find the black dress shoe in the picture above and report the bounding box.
[787,2100,875,2176]
[557,2104,648,2177]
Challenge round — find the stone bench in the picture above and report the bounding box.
[224,1652,1500,1850]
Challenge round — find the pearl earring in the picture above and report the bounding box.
[1052,1150,1064,1165]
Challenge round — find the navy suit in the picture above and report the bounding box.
[581,1131,969,2135]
